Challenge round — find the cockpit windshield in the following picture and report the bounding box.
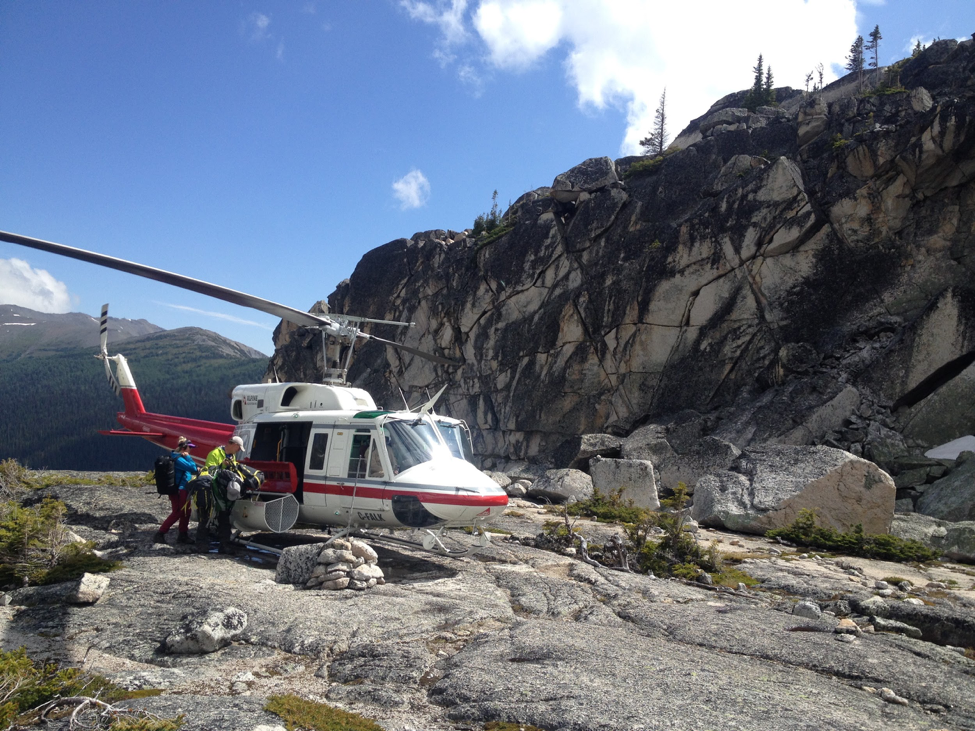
[436,420,474,462]
[382,418,448,474]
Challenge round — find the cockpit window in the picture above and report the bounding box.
[383,419,444,473]
[436,420,474,462]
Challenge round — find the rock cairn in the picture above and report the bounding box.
[273,538,386,591]
[307,538,385,591]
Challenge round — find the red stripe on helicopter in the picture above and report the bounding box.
[303,481,507,507]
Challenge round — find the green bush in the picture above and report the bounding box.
[265,694,384,731]
[625,483,720,577]
[0,647,175,729]
[766,509,941,562]
[566,487,653,524]
[0,497,120,588]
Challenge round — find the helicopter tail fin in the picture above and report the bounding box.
[97,304,146,415]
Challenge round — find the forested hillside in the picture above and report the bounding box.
[0,328,267,470]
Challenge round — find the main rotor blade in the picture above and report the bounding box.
[2,229,464,368]
[360,332,462,366]
[0,230,332,329]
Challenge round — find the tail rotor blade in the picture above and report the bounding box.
[99,303,109,354]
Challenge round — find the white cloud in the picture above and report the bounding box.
[401,0,470,45]
[392,170,432,210]
[406,0,860,154]
[474,0,563,68]
[0,258,71,313]
[247,12,271,42]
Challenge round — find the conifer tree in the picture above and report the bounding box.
[816,63,825,91]
[743,54,769,110]
[763,66,775,105]
[866,24,882,70]
[805,70,814,92]
[846,35,864,90]
[639,88,668,157]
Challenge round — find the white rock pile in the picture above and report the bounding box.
[275,538,386,589]
[304,538,385,591]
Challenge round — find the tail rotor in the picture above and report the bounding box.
[97,304,121,396]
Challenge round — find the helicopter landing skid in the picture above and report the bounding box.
[334,524,492,558]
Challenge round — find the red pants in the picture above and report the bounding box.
[160,490,190,534]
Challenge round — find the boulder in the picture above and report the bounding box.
[589,457,659,510]
[527,469,594,504]
[551,156,618,194]
[915,458,975,522]
[891,513,975,562]
[691,445,895,535]
[655,437,742,493]
[553,433,622,469]
[163,607,247,654]
[275,543,327,585]
[67,572,110,605]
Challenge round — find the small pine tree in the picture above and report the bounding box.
[846,35,864,90]
[866,24,882,70]
[743,54,777,110]
[763,66,775,105]
[805,70,814,92]
[912,39,923,57]
[639,88,668,157]
[816,63,825,91]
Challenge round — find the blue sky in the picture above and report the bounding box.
[1,1,970,355]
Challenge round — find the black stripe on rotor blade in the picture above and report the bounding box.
[0,230,332,329]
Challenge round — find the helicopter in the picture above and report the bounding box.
[0,229,509,556]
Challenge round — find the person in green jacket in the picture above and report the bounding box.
[196,436,244,552]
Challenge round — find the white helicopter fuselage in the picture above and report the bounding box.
[230,382,508,532]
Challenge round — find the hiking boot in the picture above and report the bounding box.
[176,532,192,545]
[153,531,167,544]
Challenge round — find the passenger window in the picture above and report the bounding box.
[348,433,371,478]
[309,433,328,471]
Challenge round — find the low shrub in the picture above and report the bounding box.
[766,509,941,562]
[0,497,120,588]
[0,647,175,729]
[566,487,653,524]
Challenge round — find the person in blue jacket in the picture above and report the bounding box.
[154,436,199,544]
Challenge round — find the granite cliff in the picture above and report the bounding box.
[267,38,975,480]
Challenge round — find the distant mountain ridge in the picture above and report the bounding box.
[0,304,160,360]
[0,307,268,470]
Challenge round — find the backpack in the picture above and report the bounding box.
[153,454,177,496]
[214,468,244,501]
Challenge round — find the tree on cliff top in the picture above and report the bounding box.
[639,88,668,157]
[743,54,775,110]
[847,35,865,90]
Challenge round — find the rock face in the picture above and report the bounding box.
[691,445,896,534]
[267,41,975,479]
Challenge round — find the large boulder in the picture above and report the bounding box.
[275,542,327,585]
[589,457,659,510]
[891,513,975,562]
[691,445,895,535]
[527,469,594,504]
[163,607,247,654]
[915,456,975,522]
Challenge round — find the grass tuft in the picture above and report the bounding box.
[265,694,384,731]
